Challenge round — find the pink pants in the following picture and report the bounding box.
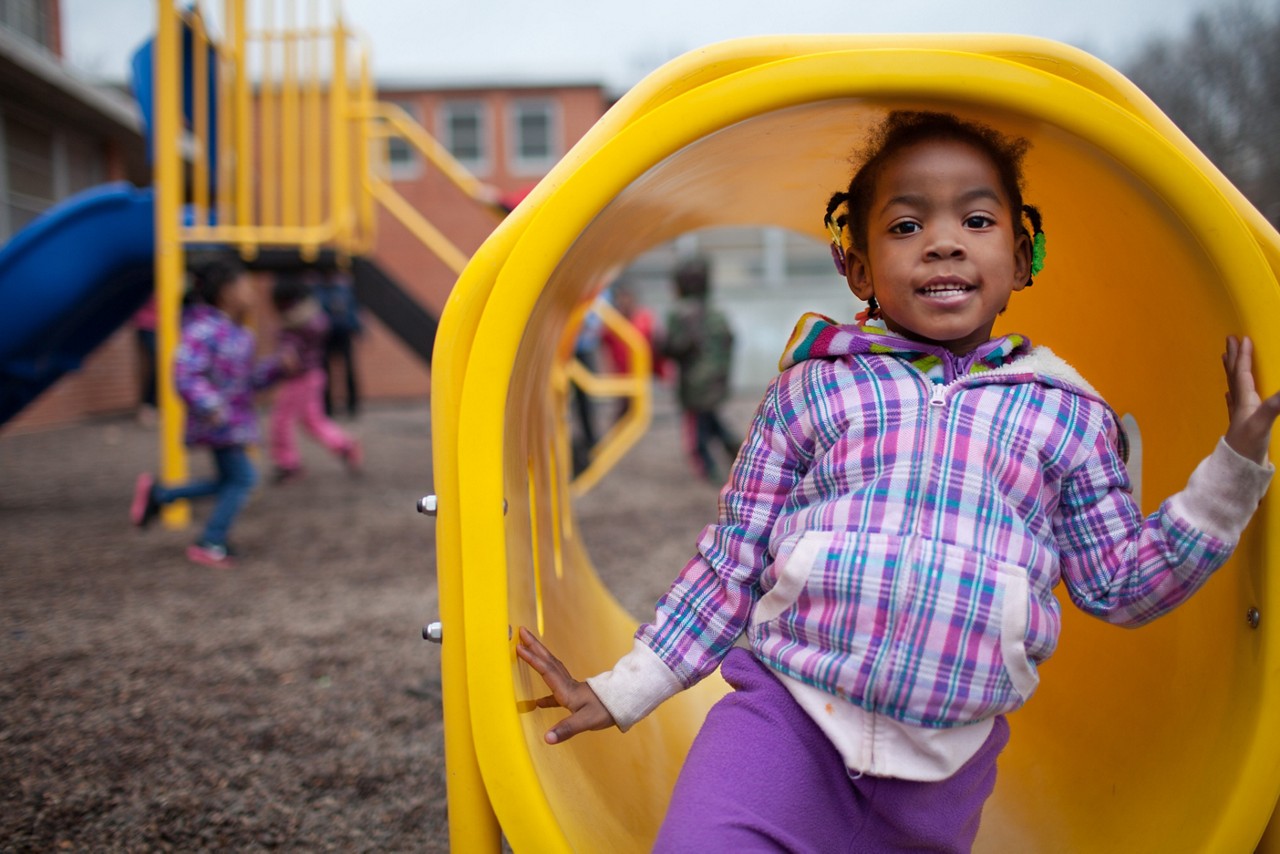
[270,368,353,470]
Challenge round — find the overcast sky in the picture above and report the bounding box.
[63,0,1216,92]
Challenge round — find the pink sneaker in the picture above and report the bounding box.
[130,473,159,528]
[186,541,236,569]
[342,439,363,474]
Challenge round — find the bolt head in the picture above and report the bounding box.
[417,495,439,515]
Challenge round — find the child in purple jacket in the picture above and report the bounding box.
[516,112,1280,851]
[130,258,289,568]
[267,275,361,483]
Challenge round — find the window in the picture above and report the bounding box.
[383,99,422,181]
[440,101,488,175]
[4,111,56,235]
[509,99,558,174]
[64,133,105,196]
[0,109,109,240]
[0,0,52,51]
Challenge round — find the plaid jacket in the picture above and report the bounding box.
[623,317,1254,729]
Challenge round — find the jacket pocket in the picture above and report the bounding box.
[904,539,1041,722]
[996,565,1039,701]
[752,531,827,626]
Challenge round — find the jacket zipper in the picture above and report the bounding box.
[868,378,950,712]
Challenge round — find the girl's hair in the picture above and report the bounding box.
[674,256,711,299]
[189,257,246,307]
[271,274,310,310]
[826,111,1035,256]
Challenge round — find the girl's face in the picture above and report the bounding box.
[219,273,256,322]
[845,138,1031,355]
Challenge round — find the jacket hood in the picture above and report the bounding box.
[779,312,1107,403]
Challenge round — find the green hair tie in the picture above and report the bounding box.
[1030,230,1047,277]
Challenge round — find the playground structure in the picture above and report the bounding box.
[140,0,503,517]
[1,3,610,498]
[433,35,1280,852]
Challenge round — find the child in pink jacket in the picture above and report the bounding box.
[268,275,362,482]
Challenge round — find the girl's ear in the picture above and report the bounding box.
[846,249,874,301]
[1012,230,1032,291]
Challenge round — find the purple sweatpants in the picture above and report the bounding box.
[654,648,1009,853]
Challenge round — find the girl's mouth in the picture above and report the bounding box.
[918,278,975,299]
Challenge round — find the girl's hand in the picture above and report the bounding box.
[516,627,616,744]
[281,347,302,375]
[1223,336,1280,464]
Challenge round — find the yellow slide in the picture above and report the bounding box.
[431,35,1280,852]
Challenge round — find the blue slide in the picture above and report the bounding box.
[0,182,155,426]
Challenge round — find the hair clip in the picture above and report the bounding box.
[1021,204,1046,282]
[1031,231,1047,277]
[830,241,847,277]
[825,214,847,277]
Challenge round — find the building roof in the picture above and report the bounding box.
[0,24,142,142]
[376,74,609,95]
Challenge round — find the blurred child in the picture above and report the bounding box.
[130,258,290,568]
[660,257,741,482]
[313,269,362,418]
[267,274,362,483]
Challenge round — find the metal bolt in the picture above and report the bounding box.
[1247,608,1261,630]
[417,495,439,516]
[423,622,443,643]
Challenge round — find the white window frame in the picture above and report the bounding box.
[507,98,560,176]
[0,0,51,51]
[438,100,489,177]
[2,104,58,239]
[383,99,423,182]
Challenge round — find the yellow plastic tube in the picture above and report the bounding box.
[432,36,1280,852]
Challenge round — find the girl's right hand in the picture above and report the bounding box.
[516,627,616,744]
[1223,336,1280,464]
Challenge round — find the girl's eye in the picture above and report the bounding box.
[889,221,921,235]
[964,215,995,229]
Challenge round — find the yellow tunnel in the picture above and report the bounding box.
[431,35,1280,852]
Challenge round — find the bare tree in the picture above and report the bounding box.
[1126,0,1280,223]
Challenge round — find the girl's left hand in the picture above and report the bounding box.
[1223,336,1280,464]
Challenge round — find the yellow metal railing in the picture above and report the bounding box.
[557,299,653,497]
[358,100,507,274]
[162,2,371,258]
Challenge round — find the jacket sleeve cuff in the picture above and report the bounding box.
[1168,438,1274,543]
[585,639,684,732]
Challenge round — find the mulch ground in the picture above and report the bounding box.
[0,392,753,851]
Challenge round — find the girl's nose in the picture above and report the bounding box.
[925,232,966,259]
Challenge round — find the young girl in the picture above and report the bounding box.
[267,275,362,483]
[130,258,291,568]
[517,111,1280,851]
